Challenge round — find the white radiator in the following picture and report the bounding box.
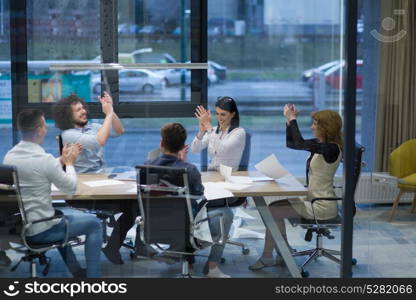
[293,173,413,204]
[336,173,413,204]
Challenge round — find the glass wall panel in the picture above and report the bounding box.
[116,0,195,102]
[26,0,100,103]
[208,0,347,175]
[0,0,11,159]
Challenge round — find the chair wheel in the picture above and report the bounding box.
[242,248,250,255]
[220,257,226,264]
[301,270,309,278]
[352,258,357,265]
[130,251,139,260]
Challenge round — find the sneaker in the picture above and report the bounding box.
[206,266,231,278]
[102,247,124,265]
[0,250,11,267]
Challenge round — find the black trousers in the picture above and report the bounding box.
[66,199,139,251]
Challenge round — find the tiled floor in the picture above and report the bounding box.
[1,202,415,278]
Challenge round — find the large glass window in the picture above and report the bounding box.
[115,0,193,102]
[0,0,10,159]
[208,0,346,175]
[26,0,100,103]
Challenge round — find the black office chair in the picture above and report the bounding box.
[134,165,226,277]
[0,164,82,278]
[289,143,365,277]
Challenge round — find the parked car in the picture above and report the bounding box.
[156,61,218,86]
[208,17,234,35]
[93,53,135,64]
[302,60,339,83]
[323,59,363,90]
[138,25,162,35]
[131,50,176,64]
[91,69,165,94]
[208,60,227,81]
[118,23,140,35]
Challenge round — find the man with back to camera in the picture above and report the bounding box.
[53,92,151,264]
[146,122,233,278]
[3,109,102,277]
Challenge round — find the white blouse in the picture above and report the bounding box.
[191,127,246,171]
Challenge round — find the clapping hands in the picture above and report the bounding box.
[283,103,299,121]
[195,105,212,135]
[99,91,114,115]
[178,144,189,162]
[61,143,82,166]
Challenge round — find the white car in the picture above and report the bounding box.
[91,69,165,94]
[302,60,339,85]
[157,65,217,86]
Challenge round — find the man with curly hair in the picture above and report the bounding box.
[53,93,144,265]
[53,92,124,173]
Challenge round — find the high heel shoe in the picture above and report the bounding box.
[248,257,276,271]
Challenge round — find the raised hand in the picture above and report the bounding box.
[101,91,113,105]
[100,97,114,116]
[195,105,212,132]
[283,103,299,121]
[178,144,189,161]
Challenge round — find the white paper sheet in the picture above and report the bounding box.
[203,182,234,200]
[147,148,161,161]
[275,174,305,190]
[228,176,253,185]
[219,164,232,180]
[82,180,125,188]
[51,184,59,192]
[221,182,251,191]
[255,154,289,179]
[231,227,265,239]
[234,207,256,220]
[219,164,253,186]
[193,205,214,243]
[250,176,274,182]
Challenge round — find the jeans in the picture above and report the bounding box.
[27,211,102,278]
[207,206,233,263]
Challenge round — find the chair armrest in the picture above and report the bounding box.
[309,197,342,225]
[30,214,64,225]
[21,214,71,252]
[310,197,342,204]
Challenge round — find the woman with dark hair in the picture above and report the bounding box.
[190,96,245,278]
[191,96,246,171]
[249,104,343,270]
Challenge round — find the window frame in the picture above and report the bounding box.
[10,0,208,127]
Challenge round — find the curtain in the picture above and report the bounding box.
[375,0,416,172]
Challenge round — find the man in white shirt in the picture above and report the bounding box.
[3,109,102,278]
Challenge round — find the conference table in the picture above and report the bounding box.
[52,171,307,278]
